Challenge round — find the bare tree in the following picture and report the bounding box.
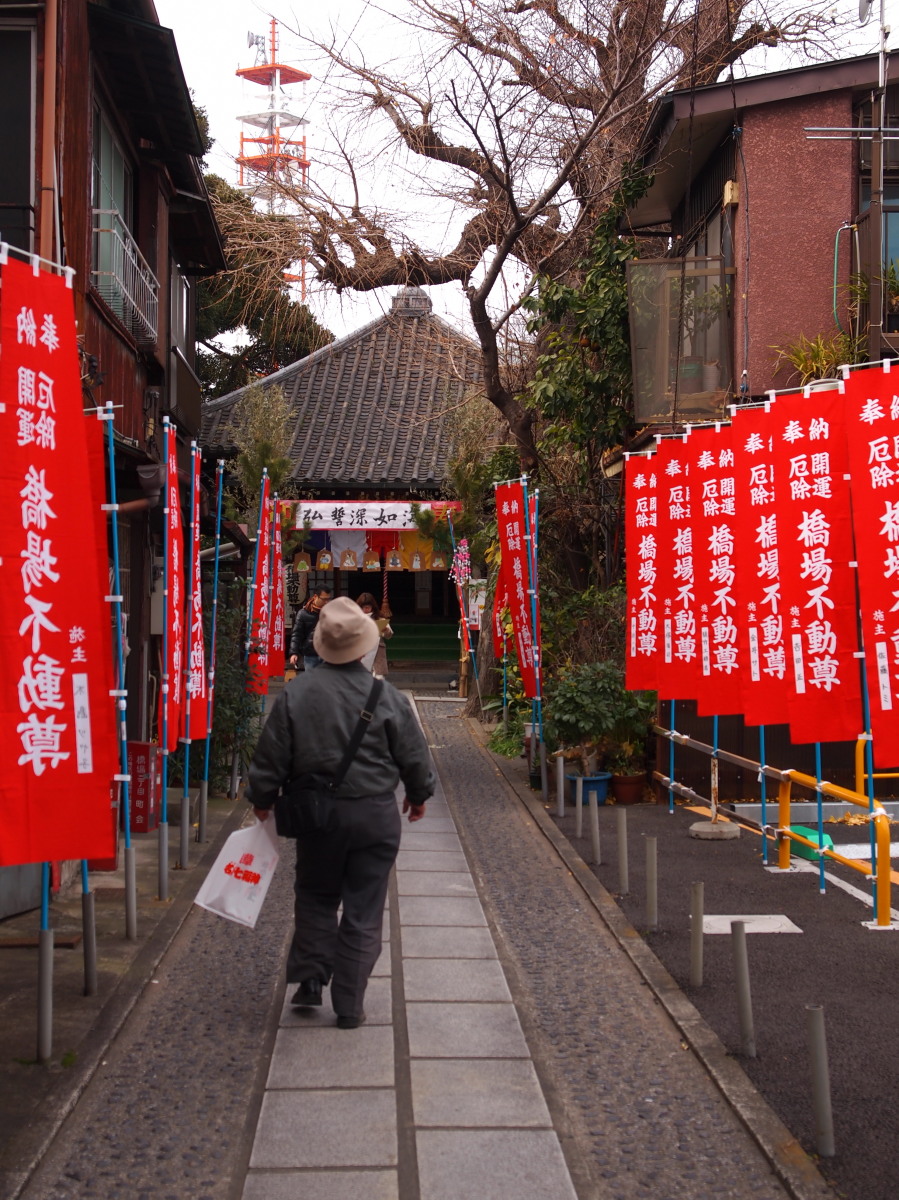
[279,0,844,467]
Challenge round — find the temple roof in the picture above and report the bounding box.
[201,287,483,492]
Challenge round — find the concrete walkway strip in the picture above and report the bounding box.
[242,764,579,1200]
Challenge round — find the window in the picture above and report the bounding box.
[170,266,191,355]
[91,106,158,344]
[0,25,36,252]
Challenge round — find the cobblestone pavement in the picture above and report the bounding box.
[18,845,294,1200]
[417,703,800,1200]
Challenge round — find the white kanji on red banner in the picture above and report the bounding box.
[0,257,118,865]
[770,389,862,744]
[624,453,660,691]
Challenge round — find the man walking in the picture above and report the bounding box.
[247,597,434,1027]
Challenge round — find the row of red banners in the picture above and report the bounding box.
[624,368,899,766]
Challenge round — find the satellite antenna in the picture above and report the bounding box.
[860,0,874,25]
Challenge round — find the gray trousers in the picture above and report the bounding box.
[287,792,401,1018]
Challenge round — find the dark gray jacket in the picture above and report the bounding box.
[288,606,320,658]
[245,661,435,807]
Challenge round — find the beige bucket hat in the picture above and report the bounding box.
[312,596,380,664]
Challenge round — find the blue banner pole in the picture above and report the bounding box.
[177,441,198,871]
[244,470,269,665]
[157,417,172,901]
[198,460,224,843]
[37,862,53,1062]
[102,401,137,937]
[668,700,676,813]
[522,479,547,799]
[759,725,769,866]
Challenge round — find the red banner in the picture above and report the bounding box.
[686,425,743,715]
[0,257,118,865]
[652,435,700,702]
[730,405,791,727]
[159,426,185,750]
[247,479,272,695]
[495,481,538,698]
[844,366,899,764]
[624,452,660,691]
[268,502,286,677]
[769,389,862,744]
[181,447,207,741]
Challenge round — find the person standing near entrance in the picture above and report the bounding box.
[289,586,333,671]
[248,597,434,1027]
[355,592,393,674]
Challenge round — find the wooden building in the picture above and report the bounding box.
[0,0,225,743]
[202,286,485,635]
[0,0,224,909]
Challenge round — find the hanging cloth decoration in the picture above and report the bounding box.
[400,530,434,570]
[330,529,367,570]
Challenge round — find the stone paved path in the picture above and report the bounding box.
[16,697,808,1200]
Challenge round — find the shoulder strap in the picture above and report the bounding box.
[330,675,384,789]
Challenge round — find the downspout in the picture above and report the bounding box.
[40,0,59,262]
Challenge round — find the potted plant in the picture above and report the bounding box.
[606,740,650,805]
[544,662,655,802]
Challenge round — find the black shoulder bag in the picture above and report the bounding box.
[274,676,384,839]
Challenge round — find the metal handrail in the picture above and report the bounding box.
[91,208,158,345]
[653,724,893,926]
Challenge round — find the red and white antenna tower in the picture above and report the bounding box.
[236,19,310,292]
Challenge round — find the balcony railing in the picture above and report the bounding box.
[91,208,159,346]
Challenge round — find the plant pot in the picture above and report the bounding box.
[610,773,646,805]
[566,772,612,805]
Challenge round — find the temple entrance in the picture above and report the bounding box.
[336,570,458,620]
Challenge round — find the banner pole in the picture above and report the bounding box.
[198,461,225,844]
[815,742,826,895]
[103,401,137,937]
[759,725,769,866]
[523,480,547,800]
[80,859,97,996]
[37,862,53,1063]
[157,422,172,902]
[668,700,676,813]
[260,493,279,718]
[178,441,198,872]
[859,655,879,922]
[244,469,269,666]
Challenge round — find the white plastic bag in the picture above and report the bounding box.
[194,817,280,929]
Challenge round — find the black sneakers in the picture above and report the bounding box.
[336,1013,366,1030]
[290,979,323,1007]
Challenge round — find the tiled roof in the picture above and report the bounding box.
[201,288,483,491]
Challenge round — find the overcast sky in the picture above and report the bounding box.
[152,0,887,343]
